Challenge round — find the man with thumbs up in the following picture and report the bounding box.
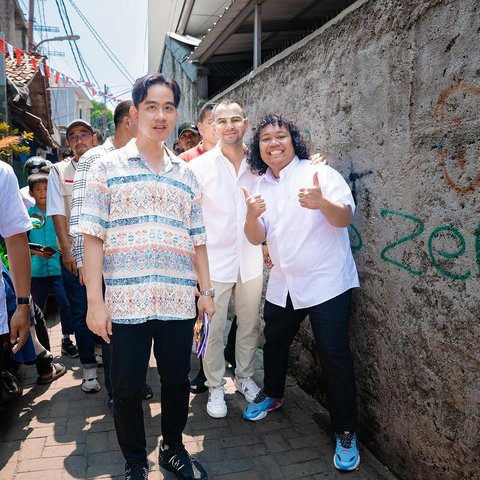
[188,100,263,419]
[242,114,361,472]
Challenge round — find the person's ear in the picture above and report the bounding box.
[129,105,138,121]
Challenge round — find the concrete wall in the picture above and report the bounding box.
[210,1,479,479]
[160,46,200,149]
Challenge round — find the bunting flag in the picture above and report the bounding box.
[15,48,22,65]
[2,39,126,104]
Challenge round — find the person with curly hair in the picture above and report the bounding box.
[242,113,361,472]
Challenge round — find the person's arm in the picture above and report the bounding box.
[298,172,352,227]
[83,234,111,343]
[5,232,31,353]
[47,168,77,274]
[193,244,215,320]
[241,186,267,246]
[52,215,77,275]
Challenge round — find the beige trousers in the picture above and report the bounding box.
[203,274,263,387]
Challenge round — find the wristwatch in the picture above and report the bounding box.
[199,288,215,298]
[16,295,32,305]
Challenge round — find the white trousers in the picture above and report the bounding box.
[203,274,263,387]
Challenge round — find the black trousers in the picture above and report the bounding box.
[110,318,194,465]
[263,289,357,432]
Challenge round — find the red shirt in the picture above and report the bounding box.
[179,143,207,162]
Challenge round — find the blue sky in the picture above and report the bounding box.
[19,0,148,108]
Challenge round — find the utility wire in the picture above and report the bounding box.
[54,0,88,83]
[58,0,92,83]
[66,0,135,85]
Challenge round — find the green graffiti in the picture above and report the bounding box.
[302,128,312,142]
[348,224,363,252]
[428,226,471,281]
[380,210,424,276]
[475,222,480,276]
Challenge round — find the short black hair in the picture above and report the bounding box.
[198,102,216,123]
[28,173,49,189]
[132,73,181,108]
[114,100,133,127]
[212,98,246,118]
[247,114,310,176]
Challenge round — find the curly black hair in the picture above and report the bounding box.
[246,114,310,176]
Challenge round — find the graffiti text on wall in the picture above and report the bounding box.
[349,210,479,282]
[434,83,480,194]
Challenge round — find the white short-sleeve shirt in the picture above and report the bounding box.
[188,145,263,283]
[257,156,359,309]
[0,162,32,334]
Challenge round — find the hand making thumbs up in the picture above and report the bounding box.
[242,186,266,218]
[298,171,324,210]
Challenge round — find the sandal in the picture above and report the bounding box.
[37,363,66,385]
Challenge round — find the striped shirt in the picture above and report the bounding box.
[78,139,206,324]
[70,137,115,268]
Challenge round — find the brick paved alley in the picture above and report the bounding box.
[0,315,397,479]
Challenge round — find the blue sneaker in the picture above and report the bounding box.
[333,432,360,471]
[243,390,284,421]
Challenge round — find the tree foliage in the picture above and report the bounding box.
[90,101,114,136]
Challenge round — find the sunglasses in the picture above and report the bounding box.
[68,132,92,143]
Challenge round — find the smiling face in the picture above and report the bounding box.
[258,123,296,177]
[213,103,248,147]
[131,83,179,144]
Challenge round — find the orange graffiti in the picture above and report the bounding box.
[434,83,480,194]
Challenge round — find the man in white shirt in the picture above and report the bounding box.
[47,119,101,393]
[0,161,32,354]
[188,100,263,419]
[242,114,360,472]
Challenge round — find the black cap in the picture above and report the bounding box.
[178,122,199,137]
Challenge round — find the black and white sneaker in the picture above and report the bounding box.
[159,441,208,479]
[124,462,148,480]
[61,338,79,358]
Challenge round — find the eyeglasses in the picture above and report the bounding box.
[214,115,245,127]
[68,132,92,143]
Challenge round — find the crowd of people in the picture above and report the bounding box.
[0,72,361,480]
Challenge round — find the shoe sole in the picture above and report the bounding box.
[207,406,227,418]
[82,384,101,393]
[243,400,284,422]
[333,454,360,471]
[61,350,79,359]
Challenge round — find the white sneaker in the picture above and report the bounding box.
[234,376,260,402]
[207,386,227,418]
[82,367,101,393]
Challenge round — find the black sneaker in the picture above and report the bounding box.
[159,441,208,479]
[190,370,207,394]
[61,338,79,358]
[223,346,236,370]
[124,462,148,480]
[142,383,153,400]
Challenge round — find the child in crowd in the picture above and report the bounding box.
[27,173,78,358]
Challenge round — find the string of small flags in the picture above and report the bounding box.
[0,37,126,103]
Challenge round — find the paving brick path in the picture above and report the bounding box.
[0,316,397,479]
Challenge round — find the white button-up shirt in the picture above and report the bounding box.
[0,162,32,335]
[188,145,263,283]
[257,156,359,309]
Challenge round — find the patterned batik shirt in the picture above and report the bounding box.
[79,139,207,324]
